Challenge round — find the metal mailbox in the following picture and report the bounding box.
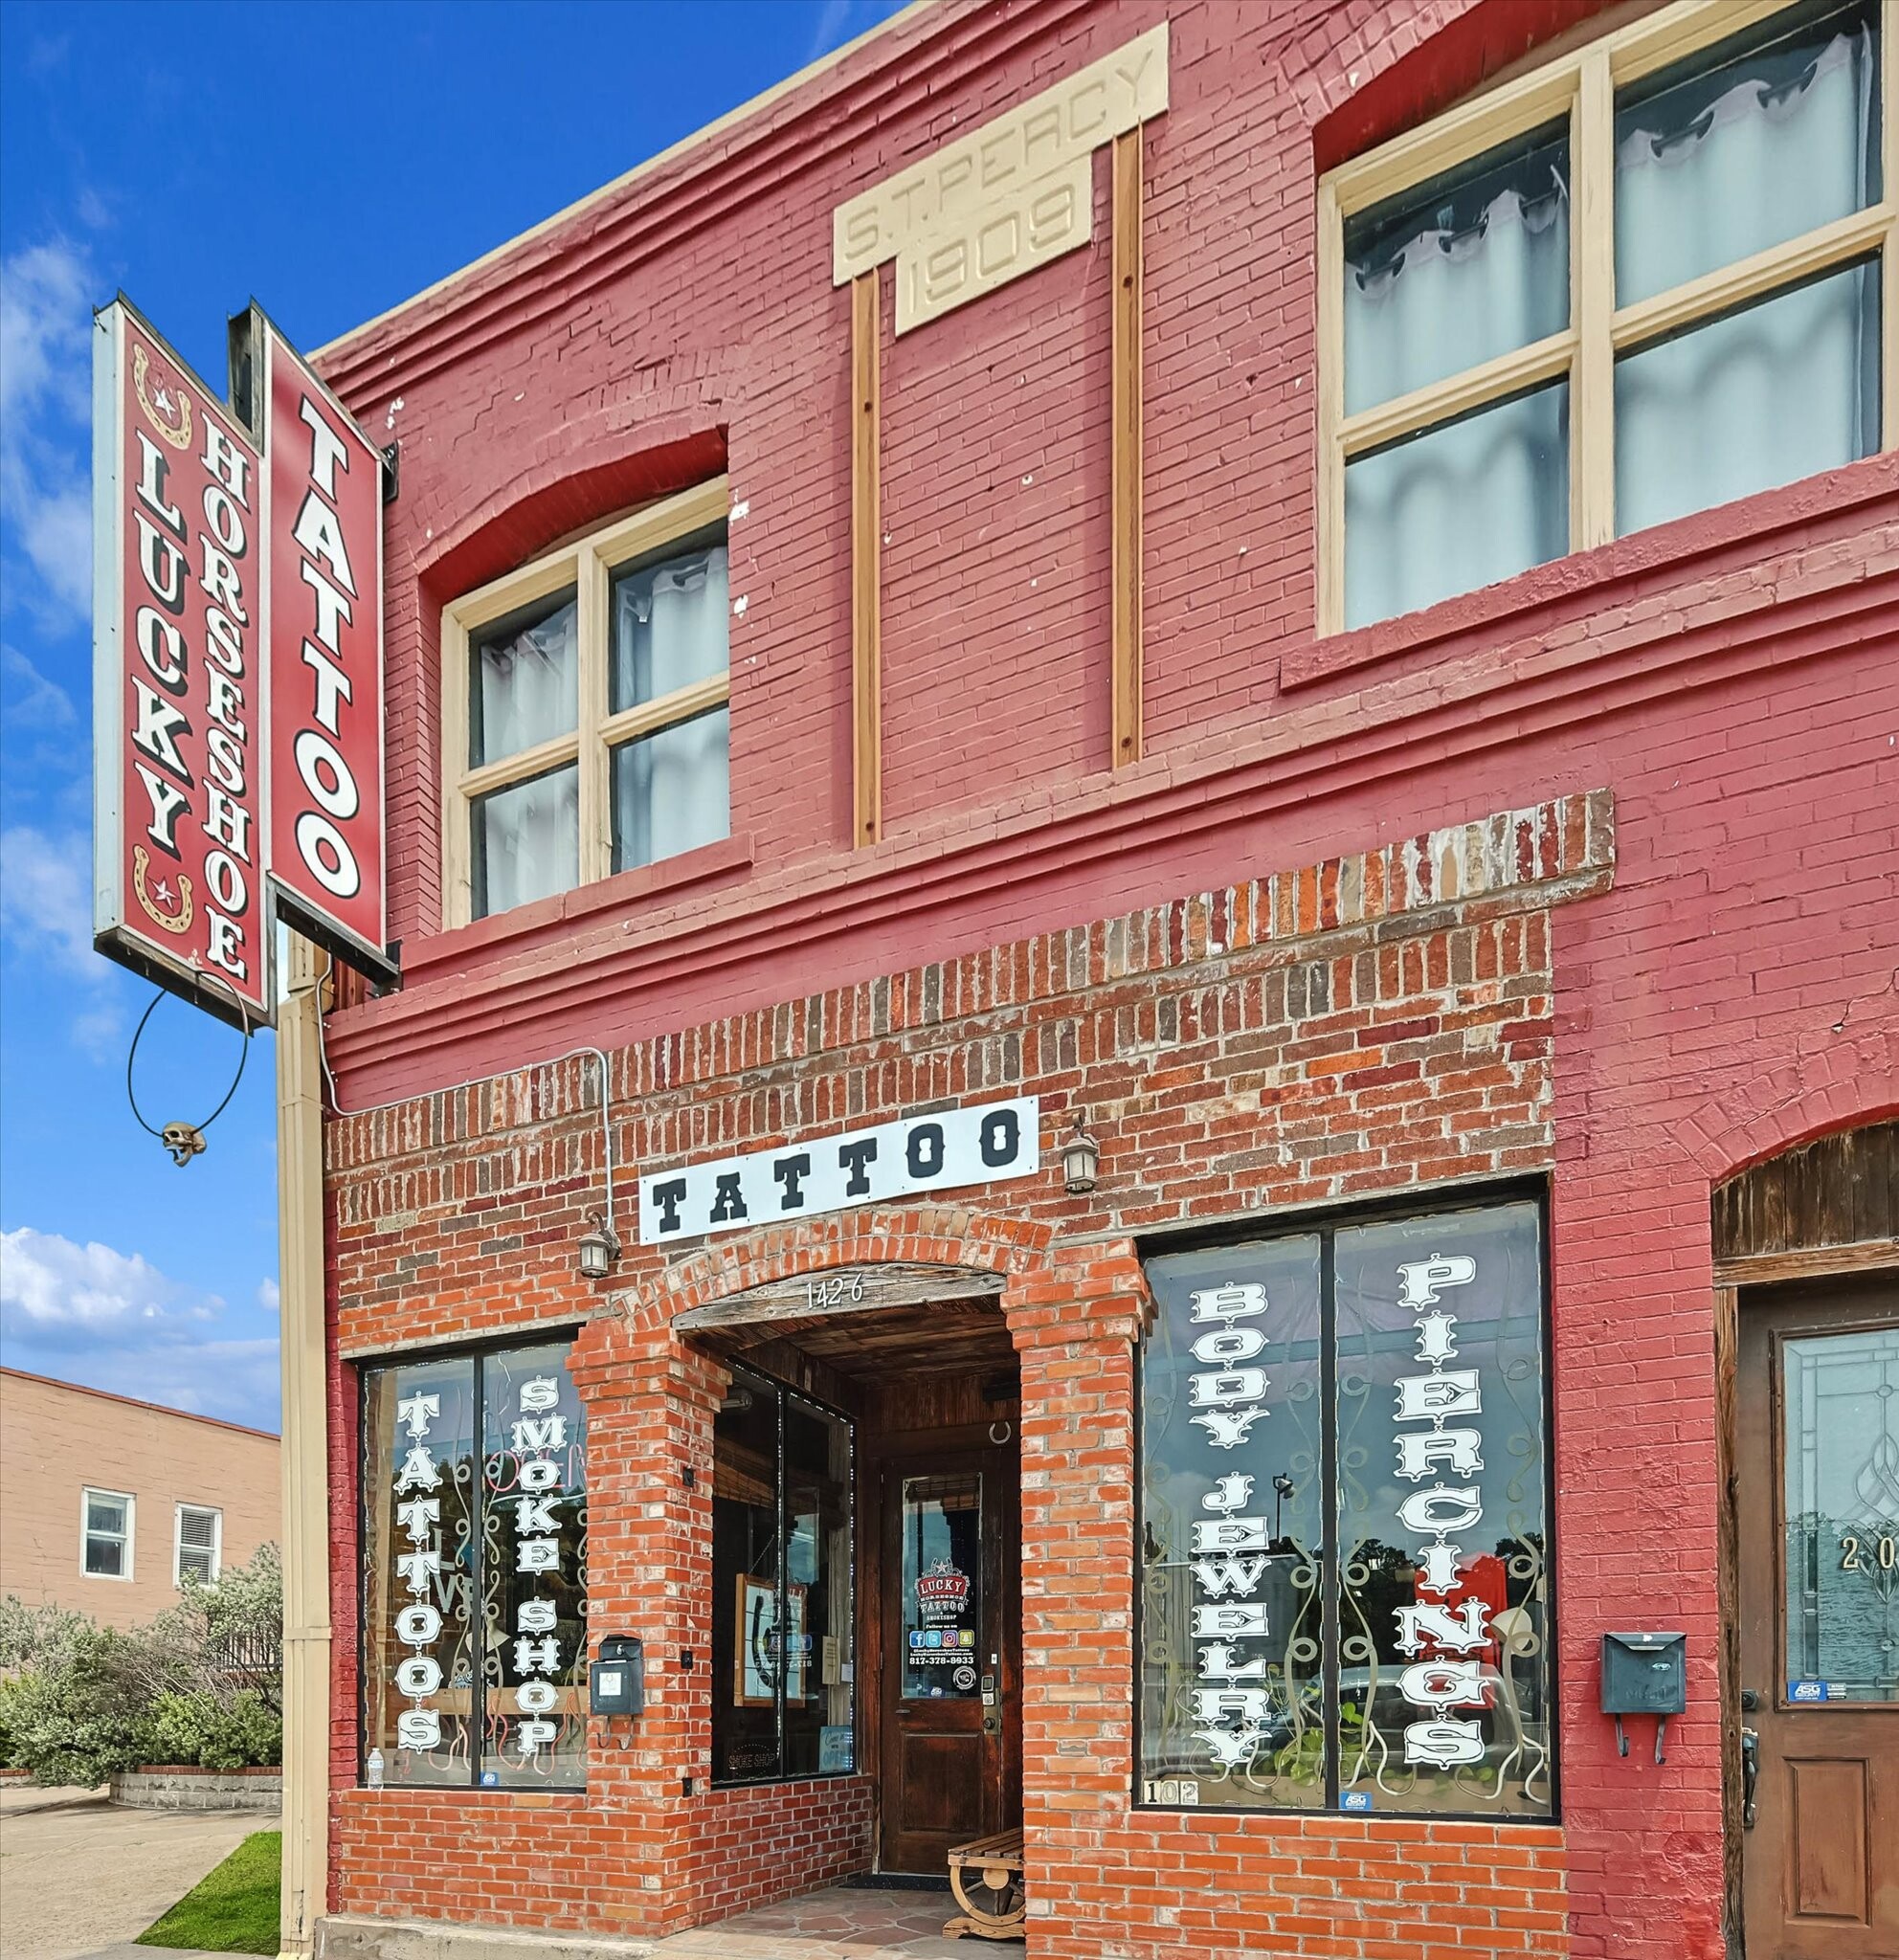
[590,1635,645,1717]
[1601,1631,1686,1762]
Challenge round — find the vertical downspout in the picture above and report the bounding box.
[277,933,330,1957]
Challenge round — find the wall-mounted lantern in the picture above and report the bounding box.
[1061,1112,1101,1194]
[577,1213,622,1281]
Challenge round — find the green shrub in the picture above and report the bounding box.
[138,1690,281,1771]
[0,1548,283,1785]
[0,1624,147,1784]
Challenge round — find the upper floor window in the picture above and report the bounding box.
[441,479,731,925]
[1319,0,1890,633]
[82,1488,133,1579]
[174,1503,222,1587]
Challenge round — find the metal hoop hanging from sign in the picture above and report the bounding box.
[124,977,253,1167]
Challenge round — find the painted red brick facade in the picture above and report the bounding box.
[312,2,1899,1956]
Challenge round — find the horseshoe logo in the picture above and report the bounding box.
[133,846,193,934]
[132,344,191,452]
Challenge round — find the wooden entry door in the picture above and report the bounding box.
[1738,1276,1899,1956]
[878,1442,1019,1874]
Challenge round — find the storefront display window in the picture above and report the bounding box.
[1139,1195,1554,1818]
[360,1334,588,1790]
[712,1366,854,1784]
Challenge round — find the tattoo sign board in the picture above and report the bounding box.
[93,300,273,1026]
[255,308,391,982]
[638,1096,1040,1245]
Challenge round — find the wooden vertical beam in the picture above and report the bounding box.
[1573,51,1617,550]
[1884,10,1898,454]
[277,933,329,1959]
[1111,127,1144,769]
[1314,176,1345,636]
[851,270,882,848]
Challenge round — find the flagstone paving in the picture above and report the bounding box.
[648,1885,1012,1958]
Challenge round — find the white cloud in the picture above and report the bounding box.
[0,237,95,630]
[0,1226,278,1429]
[804,0,905,62]
[0,824,93,975]
[0,1224,215,1331]
[256,1278,280,1313]
[2,645,76,728]
[0,825,125,1056]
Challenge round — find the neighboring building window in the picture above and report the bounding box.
[82,1488,134,1579]
[359,1334,588,1789]
[712,1364,855,1785]
[1319,0,1888,631]
[1137,1195,1554,1818]
[174,1504,222,1586]
[440,479,731,924]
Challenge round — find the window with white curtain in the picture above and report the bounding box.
[1319,0,1891,635]
[442,480,732,925]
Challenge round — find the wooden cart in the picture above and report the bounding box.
[943,1826,1026,1941]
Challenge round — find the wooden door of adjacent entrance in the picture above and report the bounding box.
[1738,1275,1899,1956]
[878,1440,1020,1874]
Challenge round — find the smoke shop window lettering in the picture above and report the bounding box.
[440,478,731,926]
[359,1336,589,1790]
[1319,0,1891,633]
[1138,1197,1554,1817]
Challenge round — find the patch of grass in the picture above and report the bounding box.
[136,1829,280,1954]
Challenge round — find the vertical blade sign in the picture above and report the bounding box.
[264,322,387,972]
[93,301,272,1025]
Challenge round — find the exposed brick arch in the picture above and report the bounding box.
[611,1204,1060,1348]
[1674,1020,1899,1189]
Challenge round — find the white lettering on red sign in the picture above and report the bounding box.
[264,323,386,969]
[93,303,271,1020]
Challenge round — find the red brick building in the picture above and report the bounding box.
[306,3,1898,1956]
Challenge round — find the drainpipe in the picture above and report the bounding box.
[277,933,330,1958]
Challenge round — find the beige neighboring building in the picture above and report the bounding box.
[0,1369,279,1629]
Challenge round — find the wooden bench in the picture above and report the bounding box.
[943,1826,1026,1942]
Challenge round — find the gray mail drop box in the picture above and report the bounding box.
[1601,1631,1687,1715]
[590,1635,645,1717]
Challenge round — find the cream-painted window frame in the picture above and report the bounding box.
[81,1486,135,1581]
[1315,0,1899,635]
[439,477,731,929]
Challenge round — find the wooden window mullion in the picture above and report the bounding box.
[1315,177,1345,637]
[1574,50,1616,551]
[577,545,610,885]
[1884,7,1898,453]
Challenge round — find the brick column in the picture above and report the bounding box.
[570,1324,727,1936]
[1011,1241,1146,1956]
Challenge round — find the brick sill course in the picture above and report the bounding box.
[1286,451,1897,694]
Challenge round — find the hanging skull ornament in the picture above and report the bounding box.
[126,982,253,1170]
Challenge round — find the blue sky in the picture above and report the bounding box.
[0,0,904,1429]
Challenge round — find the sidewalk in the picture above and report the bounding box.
[0,1782,274,1960]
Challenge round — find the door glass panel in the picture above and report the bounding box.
[901,1473,982,1701]
[782,1395,854,1775]
[712,1367,782,1780]
[1782,1325,1899,1702]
